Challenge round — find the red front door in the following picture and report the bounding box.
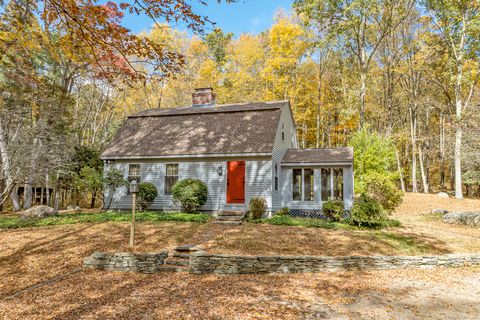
[227,161,245,204]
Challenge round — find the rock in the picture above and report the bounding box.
[432,209,449,214]
[443,212,480,227]
[66,205,81,212]
[437,192,449,198]
[20,205,58,219]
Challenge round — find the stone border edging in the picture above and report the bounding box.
[189,253,480,274]
[83,251,168,273]
[83,251,480,274]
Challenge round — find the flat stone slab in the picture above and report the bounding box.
[443,212,480,227]
[173,244,204,252]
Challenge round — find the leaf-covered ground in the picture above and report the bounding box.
[0,193,479,319]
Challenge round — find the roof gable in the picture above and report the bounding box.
[102,101,287,159]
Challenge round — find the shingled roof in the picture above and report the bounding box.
[101,101,288,159]
[282,148,354,164]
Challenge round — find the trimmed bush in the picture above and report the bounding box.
[350,194,387,227]
[322,200,344,222]
[276,207,290,216]
[359,172,403,213]
[137,182,158,211]
[249,197,267,220]
[171,179,208,213]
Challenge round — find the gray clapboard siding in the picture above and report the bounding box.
[271,104,298,211]
[105,158,274,212]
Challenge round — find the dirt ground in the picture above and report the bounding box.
[0,193,479,319]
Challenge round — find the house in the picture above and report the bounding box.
[101,88,354,215]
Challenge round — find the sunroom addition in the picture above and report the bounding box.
[281,148,354,211]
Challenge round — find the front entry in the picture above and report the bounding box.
[227,161,245,204]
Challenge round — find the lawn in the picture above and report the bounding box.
[0,211,212,229]
[0,193,480,319]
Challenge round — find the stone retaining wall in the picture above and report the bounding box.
[189,253,480,274]
[83,251,168,273]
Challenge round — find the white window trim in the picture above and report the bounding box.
[292,168,314,202]
[164,163,179,196]
[321,168,344,202]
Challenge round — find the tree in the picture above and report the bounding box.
[294,0,415,128]
[423,0,480,199]
[102,168,126,211]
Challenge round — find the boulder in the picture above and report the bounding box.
[437,192,449,198]
[66,205,81,212]
[20,205,58,219]
[443,212,480,227]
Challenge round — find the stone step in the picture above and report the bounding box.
[164,258,189,266]
[218,211,245,217]
[216,215,244,222]
[212,220,243,226]
[173,244,204,252]
[171,252,194,259]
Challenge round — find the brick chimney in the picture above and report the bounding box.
[192,87,215,107]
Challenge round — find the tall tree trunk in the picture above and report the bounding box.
[45,173,50,207]
[418,145,428,193]
[90,189,97,209]
[439,113,446,188]
[454,63,463,199]
[23,178,33,210]
[359,69,367,129]
[395,148,406,192]
[10,187,21,211]
[409,106,418,193]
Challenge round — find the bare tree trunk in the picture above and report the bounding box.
[45,173,50,207]
[395,148,406,192]
[454,63,464,199]
[23,178,33,210]
[10,187,21,211]
[418,144,428,193]
[359,68,367,129]
[439,113,446,188]
[54,173,60,211]
[409,107,418,193]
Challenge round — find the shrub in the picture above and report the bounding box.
[359,172,403,213]
[350,194,387,227]
[248,197,267,220]
[137,182,158,211]
[171,179,208,213]
[276,207,290,216]
[322,200,344,222]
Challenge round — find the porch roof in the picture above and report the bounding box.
[282,148,353,164]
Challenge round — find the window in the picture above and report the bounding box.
[164,164,179,195]
[321,168,344,201]
[333,168,344,200]
[304,169,314,201]
[275,165,279,191]
[292,168,314,202]
[293,169,302,201]
[321,168,331,201]
[281,123,285,141]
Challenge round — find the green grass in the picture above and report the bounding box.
[252,215,401,230]
[0,211,212,229]
[370,231,441,255]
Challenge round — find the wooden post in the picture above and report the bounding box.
[130,193,136,247]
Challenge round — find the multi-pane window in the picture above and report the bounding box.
[293,169,302,201]
[292,168,314,202]
[321,168,331,201]
[303,169,314,201]
[274,164,279,191]
[128,164,140,179]
[333,168,344,200]
[164,164,179,195]
[321,168,344,201]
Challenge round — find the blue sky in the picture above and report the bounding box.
[121,0,294,35]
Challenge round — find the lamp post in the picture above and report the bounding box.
[129,179,139,247]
